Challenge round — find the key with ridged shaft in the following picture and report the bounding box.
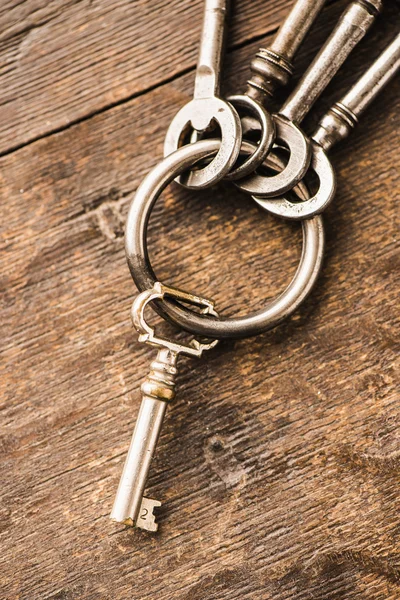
[164,0,241,188]
[110,282,218,531]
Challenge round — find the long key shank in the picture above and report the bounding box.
[314,31,400,151]
[247,0,327,102]
[194,0,230,101]
[281,0,383,125]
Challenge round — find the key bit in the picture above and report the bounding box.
[110,282,218,530]
[255,31,400,220]
[136,497,161,533]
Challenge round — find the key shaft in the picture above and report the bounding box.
[110,348,177,526]
[314,31,400,150]
[194,0,230,99]
[271,0,326,61]
[247,0,327,101]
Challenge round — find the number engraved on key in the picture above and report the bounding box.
[136,497,161,533]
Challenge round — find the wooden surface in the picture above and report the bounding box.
[1,1,399,598]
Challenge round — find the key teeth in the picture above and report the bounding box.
[136,497,162,533]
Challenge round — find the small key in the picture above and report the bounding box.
[255,31,400,220]
[237,0,383,199]
[110,282,218,531]
[164,0,241,189]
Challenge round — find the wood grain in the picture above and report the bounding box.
[0,0,291,155]
[0,1,399,599]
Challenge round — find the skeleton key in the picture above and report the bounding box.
[225,0,327,181]
[255,31,400,220]
[237,0,383,198]
[164,0,241,189]
[110,282,218,531]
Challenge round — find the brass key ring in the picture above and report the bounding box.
[125,139,325,340]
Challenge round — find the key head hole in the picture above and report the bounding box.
[285,160,321,205]
[256,144,290,177]
[300,166,320,197]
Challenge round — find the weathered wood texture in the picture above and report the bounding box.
[0,0,291,155]
[0,1,399,599]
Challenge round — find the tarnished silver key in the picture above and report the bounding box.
[237,0,383,198]
[255,31,400,220]
[225,0,327,181]
[110,282,218,531]
[164,0,241,189]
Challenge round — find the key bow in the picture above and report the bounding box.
[132,281,219,357]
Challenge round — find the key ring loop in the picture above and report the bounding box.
[125,139,325,340]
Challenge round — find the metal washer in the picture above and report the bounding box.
[125,139,325,340]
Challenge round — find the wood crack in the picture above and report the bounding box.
[1,34,277,159]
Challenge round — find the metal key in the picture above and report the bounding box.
[255,31,400,220]
[237,0,383,198]
[110,282,218,530]
[225,0,327,181]
[164,0,241,189]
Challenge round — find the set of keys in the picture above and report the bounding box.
[110,0,400,532]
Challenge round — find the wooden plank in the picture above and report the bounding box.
[0,1,399,599]
[0,0,295,155]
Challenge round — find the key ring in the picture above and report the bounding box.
[125,139,325,340]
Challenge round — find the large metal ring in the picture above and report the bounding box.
[125,139,325,339]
